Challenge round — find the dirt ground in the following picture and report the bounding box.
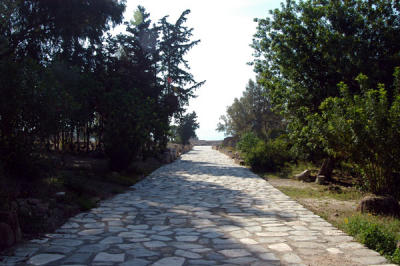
[267,178,359,225]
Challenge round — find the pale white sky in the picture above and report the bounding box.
[118,0,282,140]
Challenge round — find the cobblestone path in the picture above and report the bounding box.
[1,146,394,266]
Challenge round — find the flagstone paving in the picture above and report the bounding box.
[1,146,395,265]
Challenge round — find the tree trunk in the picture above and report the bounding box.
[318,157,335,180]
[76,127,80,153]
[86,122,90,153]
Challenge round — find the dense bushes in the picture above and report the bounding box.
[318,70,400,198]
[249,0,400,197]
[236,132,293,171]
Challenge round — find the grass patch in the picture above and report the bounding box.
[259,161,317,179]
[277,186,364,201]
[338,213,400,263]
[262,161,400,264]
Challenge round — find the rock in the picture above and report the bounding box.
[28,198,41,205]
[357,195,400,216]
[152,257,185,266]
[55,192,66,198]
[294,170,311,181]
[0,211,22,248]
[0,222,15,249]
[28,254,65,265]
[315,175,327,184]
[325,185,342,193]
[111,171,120,178]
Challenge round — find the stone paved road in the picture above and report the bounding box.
[1,146,395,266]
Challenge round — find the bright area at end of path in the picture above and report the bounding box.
[115,0,283,140]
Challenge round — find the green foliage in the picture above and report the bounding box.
[217,79,283,138]
[237,133,293,172]
[392,248,400,264]
[175,112,199,145]
[0,2,203,178]
[252,0,400,162]
[236,132,260,154]
[344,215,399,260]
[76,196,97,211]
[318,70,400,197]
[277,186,363,201]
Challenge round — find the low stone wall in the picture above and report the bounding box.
[212,145,245,166]
[161,143,193,163]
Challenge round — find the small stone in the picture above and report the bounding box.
[337,242,364,249]
[51,239,83,247]
[78,244,109,253]
[219,249,251,257]
[43,245,74,254]
[226,257,258,264]
[259,253,279,261]
[268,243,292,252]
[127,224,149,230]
[188,259,216,265]
[176,236,198,242]
[175,249,202,259]
[327,248,343,254]
[120,258,150,266]
[282,253,302,264]
[78,229,104,235]
[118,232,146,238]
[352,256,387,264]
[240,238,258,245]
[63,253,91,264]
[152,257,185,266]
[143,241,167,248]
[93,252,124,262]
[99,236,123,244]
[28,254,65,265]
[55,192,66,197]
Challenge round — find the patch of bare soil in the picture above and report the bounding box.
[267,178,358,224]
[267,178,320,189]
[299,197,357,224]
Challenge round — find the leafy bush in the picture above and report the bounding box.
[237,133,293,171]
[392,248,400,264]
[319,68,400,198]
[236,132,260,154]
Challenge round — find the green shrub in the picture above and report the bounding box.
[392,248,400,264]
[344,215,399,261]
[319,69,400,198]
[360,224,397,255]
[236,132,260,154]
[237,133,293,172]
[76,196,97,211]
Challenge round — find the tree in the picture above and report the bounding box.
[0,0,126,177]
[159,10,206,117]
[317,69,400,198]
[217,79,283,139]
[0,2,204,175]
[252,0,400,176]
[176,112,199,145]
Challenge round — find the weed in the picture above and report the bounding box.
[277,186,363,201]
[341,214,400,263]
[75,196,97,211]
[392,248,400,264]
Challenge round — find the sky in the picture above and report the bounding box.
[118,0,283,140]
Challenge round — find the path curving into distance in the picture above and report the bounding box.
[1,146,393,265]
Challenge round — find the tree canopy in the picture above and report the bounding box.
[0,2,204,175]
